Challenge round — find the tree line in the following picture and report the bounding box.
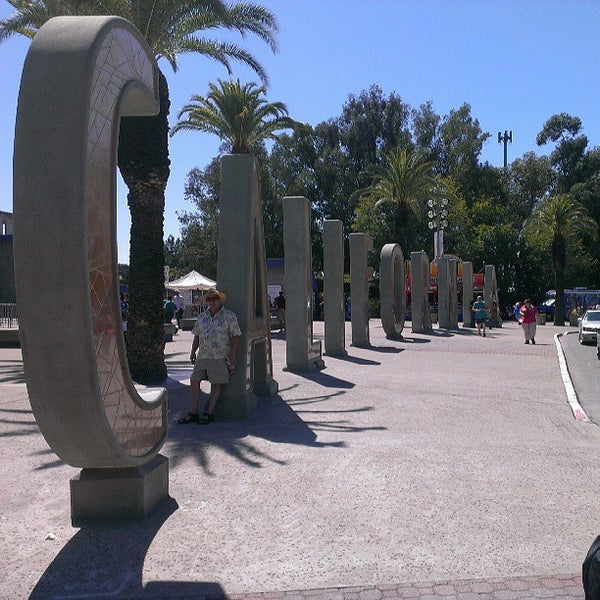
[3,2,598,382]
[166,85,600,324]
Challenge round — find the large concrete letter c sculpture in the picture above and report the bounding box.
[13,17,167,468]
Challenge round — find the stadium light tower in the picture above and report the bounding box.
[427,196,448,260]
[498,130,512,168]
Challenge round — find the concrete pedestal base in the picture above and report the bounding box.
[285,343,326,372]
[70,454,169,526]
[216,392,258,420]
[180,318,196,330]
[253,378,279,398]
[324,348,348,358]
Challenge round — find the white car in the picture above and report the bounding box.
[578,309,600,344]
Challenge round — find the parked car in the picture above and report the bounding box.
[537,298,555,321]
[578,309,600,344]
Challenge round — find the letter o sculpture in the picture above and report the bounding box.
[380,243,406,339]
[13,17,167,468]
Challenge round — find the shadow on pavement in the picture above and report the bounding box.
[292,368,355,388]
[364,345,403,353]
[167,388,351,474]
[0,359,26,383]
[29,498,227,599]
[165,371,388,473]
[336,355,380,365]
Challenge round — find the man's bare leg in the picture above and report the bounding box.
[190,379,203,413]
[206,383,221,415]
[178,379,203,424]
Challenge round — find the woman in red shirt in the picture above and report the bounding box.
[520,299,538,344]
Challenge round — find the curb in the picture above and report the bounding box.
[555,331,590,422]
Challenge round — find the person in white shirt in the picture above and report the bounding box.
[177,289,241,425]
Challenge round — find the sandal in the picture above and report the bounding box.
[198,412,214,425]
[177,412,198,425]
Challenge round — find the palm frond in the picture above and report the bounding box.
[170,78,297,154]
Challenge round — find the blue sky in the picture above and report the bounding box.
[2,0,600,263]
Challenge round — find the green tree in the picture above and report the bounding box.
[337,85,413,177]
[438,104,490,185]
[536,113,588,194]
[412,100,443,164]
[523,194,597,325]
[176,162,221,279]
[505,151,554,220]
[1,0,278,382]
[171,78,296,153]
[353,147,439,256]
[173,144,284,274]
[164,234,183,276]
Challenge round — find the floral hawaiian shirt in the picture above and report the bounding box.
[192,307,241,359]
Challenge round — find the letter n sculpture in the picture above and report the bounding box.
[13,17,168,526]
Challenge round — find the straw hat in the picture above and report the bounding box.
[202,288,226,303]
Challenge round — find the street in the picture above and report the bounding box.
[561,330,600,423]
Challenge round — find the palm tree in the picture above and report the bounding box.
[355,147,440,255]
[1,0,278,382]
[524,194,597,325]
[171,79,297,153]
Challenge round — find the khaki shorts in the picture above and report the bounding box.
[191,358,229,384]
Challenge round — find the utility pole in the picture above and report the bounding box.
[498,130,512,168]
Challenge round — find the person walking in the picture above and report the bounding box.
[178,289,241,425]
[520,299,538,344]
[513,302,522,323]
[472,295,489,337]
[163,295,177,324]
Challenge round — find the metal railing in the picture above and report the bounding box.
[0,303,18,328]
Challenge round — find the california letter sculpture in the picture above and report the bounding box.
[380,243,406,339]
[14,17,168,521]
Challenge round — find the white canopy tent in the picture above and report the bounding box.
[165,270,216,291]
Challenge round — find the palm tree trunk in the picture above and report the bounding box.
[118,70,170,382]
[395,201,409,256]
[552,233,566,326]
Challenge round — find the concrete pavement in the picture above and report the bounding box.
[1,319,599,599]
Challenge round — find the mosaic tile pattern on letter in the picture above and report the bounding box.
[87,27,163,457]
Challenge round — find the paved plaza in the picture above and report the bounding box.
[1,320,599,599]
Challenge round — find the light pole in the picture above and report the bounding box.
[427,197,448,260]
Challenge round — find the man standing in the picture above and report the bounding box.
[274,290,286,332]
[173,291,185,328]
[178,289,241,425]
[472,295,489,337]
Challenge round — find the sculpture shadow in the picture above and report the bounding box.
[167,384,349,473]
[0,359,26,383]
[292,401,386,435]
[29,497,227,599]
[291,368,355,388]
[336,354,381,366]
[0,405,39,439]
[165,372,385,473]
[396,336,430,344]
[364,345,403,353]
